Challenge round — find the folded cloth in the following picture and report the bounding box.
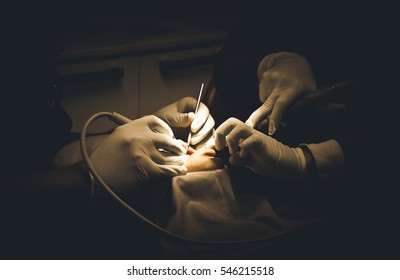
[166,168,310,242]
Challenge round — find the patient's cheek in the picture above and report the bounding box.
[184,150,224,172]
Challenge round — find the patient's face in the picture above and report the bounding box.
[184,148,224,172]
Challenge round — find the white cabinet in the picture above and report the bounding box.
[57,57,140,133]
[139,45,222,116]
[57,45,222,133]
[55,17,227,133]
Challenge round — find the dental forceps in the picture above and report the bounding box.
[185,82,204,153]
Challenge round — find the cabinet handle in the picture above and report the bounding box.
[58,67,124,86]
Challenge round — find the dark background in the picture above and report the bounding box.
[2,0,398,260]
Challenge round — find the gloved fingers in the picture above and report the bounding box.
[193,129,215,150]
[153,97,196,128]
[156,164,188,177]
[214,117,243,151]
[173,96,197,126]
[167,112,195,128]
[143,152,188,177]
[146,115,175,138]
[153,133,187,155]
[258,72,278,103]
[191,102,210,133]
[258,118,269,132]
[239,134,264,158]
[191,115,215,145]
[229,153,251,166]
[153,151,189,165]
[244,75,280,128]
[245,100,273,128]
[267,88,297,135]
[179,96,197,111]
[226,124,253,155]
[204,132,216,149]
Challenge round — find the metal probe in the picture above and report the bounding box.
[185,82,204,153]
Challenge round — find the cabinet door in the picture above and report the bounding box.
[139,46,222,116]
[57,57,139,133]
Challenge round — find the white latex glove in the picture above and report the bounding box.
[215,118,307,180]
[153,97,215,147]
[89,115,188,193]
[246,52,317,135]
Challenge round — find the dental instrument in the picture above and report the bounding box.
[185,82,204,153]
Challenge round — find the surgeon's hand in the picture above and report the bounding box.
[215,118,307,180]
[246,52,316,135]
[153,97,215,147]
[89,115,187,193]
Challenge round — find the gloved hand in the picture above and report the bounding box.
[153,97,215,147]
[89,115,188,193]
[215,118,307,180]
[246,52,317,135]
